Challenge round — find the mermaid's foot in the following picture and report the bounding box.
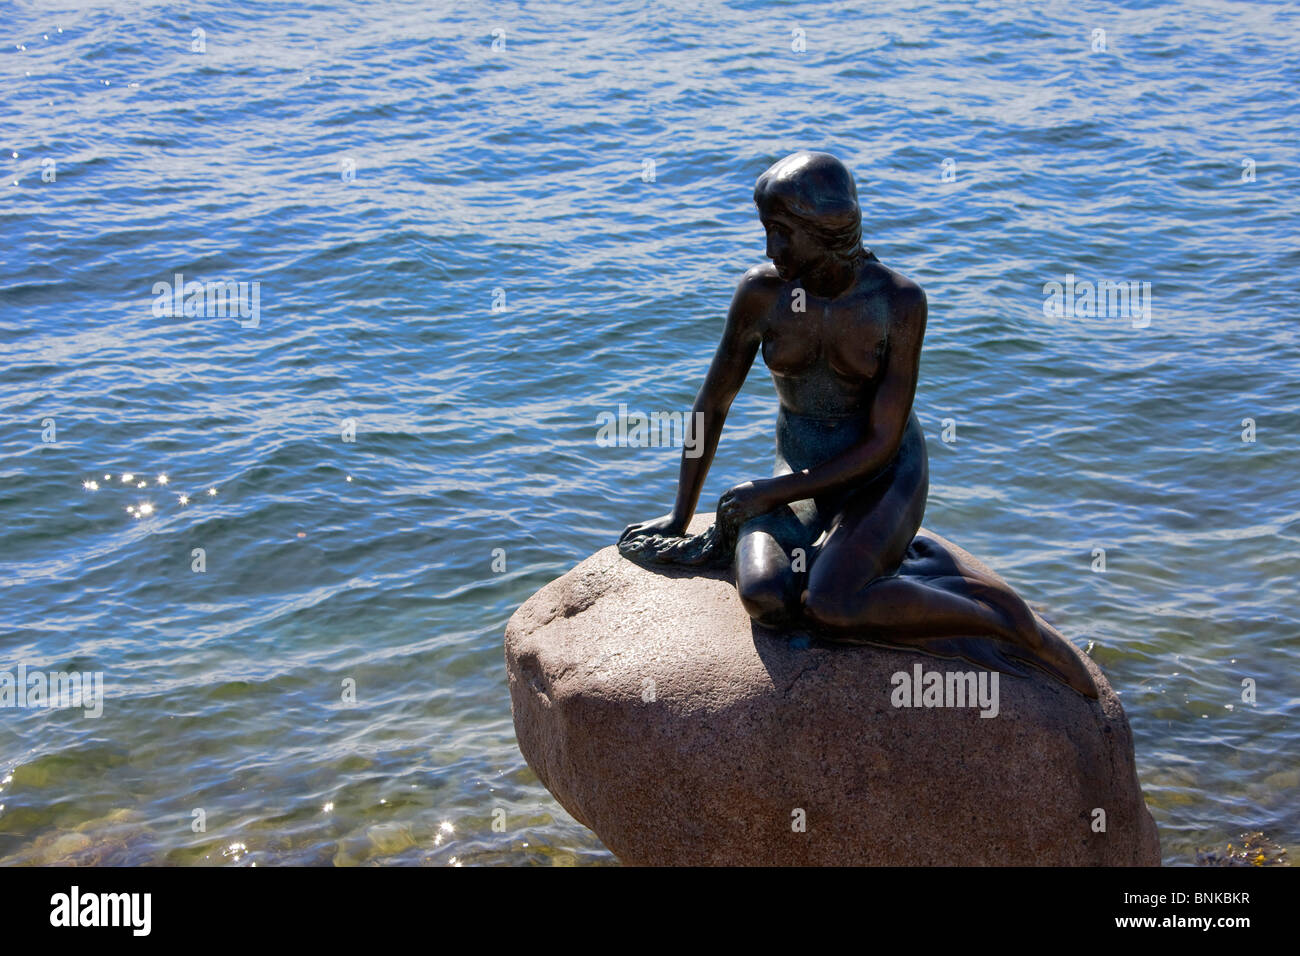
[938,579,1097,698]
[1028,616,1098,698]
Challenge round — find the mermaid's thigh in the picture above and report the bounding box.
[806,434,929,596]
[736,503,813,565]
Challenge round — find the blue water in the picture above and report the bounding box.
[2,0,1297,865]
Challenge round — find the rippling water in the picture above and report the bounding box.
[2,0,1297,866]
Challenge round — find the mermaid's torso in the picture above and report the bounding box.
[759,251,925,500]
[775,406,871,473]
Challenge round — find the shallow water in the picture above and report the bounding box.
[1,0,1296,865]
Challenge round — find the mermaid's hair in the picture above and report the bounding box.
[753,151,868,263]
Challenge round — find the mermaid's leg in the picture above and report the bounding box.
[807,572,1026,644]
[794,417,1096,695]
[801,446,1032,646]
[734,504,816,627]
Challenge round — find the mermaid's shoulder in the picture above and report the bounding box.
[874,260,926,310]
[725,263,784,332]
[738,261,784,295]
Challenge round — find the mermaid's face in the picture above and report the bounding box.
[760,209,827,282]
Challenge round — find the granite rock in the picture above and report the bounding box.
[505,515,1161,866]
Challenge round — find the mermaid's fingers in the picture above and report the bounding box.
[619,522,651,545]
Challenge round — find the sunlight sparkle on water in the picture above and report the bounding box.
[87,468,210,519]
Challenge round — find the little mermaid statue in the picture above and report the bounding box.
[618,150,1095,697]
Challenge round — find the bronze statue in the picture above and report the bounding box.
[619,151,1095,697]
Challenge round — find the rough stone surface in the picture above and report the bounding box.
[506,515,1161,866]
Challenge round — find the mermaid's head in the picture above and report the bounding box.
[754,152,865,280]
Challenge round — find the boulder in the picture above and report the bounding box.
[505,515,1161,866]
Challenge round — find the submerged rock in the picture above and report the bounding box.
[506,516,1161,866]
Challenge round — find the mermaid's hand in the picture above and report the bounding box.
[619,512,687,546]
[716,480,782,535]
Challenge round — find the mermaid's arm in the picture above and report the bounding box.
[763,284,926,506]
[665,269,768,527]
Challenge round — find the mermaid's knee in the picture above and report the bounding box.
[737,570,796,626]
